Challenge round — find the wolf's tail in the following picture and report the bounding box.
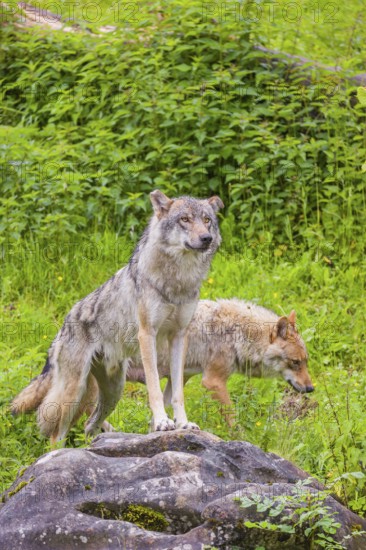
[11,358,52,415]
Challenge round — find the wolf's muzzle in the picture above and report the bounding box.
[287,380,315,393]
[185,240,212,251]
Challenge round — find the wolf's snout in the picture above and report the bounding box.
[200,233,213,245]
[287,379,313,393]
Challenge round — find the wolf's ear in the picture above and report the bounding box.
[150,190,174,219]
[288,310,296,326]
[276,316,289,340]
[208,196,224,212]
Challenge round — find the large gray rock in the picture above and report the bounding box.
[0,430,365,549]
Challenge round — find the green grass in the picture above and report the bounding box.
[1,233,365,516]
[255,0,366,69]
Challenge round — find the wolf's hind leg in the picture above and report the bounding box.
[201,369,235,427]
[67,374,116,433]
[85,360,126,437]
[39,361,90,446]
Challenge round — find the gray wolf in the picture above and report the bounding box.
[12,190,224,444]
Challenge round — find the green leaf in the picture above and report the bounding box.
[357,87,366,106]
[174,64,192,72]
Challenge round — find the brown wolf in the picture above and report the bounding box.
[158,299,314,424]
[126,300,314,425]
[12,190,223,444]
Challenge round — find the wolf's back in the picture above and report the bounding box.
[11,360,52,415]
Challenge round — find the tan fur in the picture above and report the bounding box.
[134,299,314,426]
[11,374,51,415]
[11,372,113,437]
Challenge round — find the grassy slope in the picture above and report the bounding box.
[30,0,366,69]
[255,0,365,69]
[1,233,365,514]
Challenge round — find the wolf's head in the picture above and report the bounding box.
[263,310,314,393]
[150,190,224,254]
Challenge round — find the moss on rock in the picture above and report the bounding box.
[93,503,169,532]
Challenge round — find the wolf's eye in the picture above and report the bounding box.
[292,359,301,368]
[181,216,189,223]
[204,216,211,224]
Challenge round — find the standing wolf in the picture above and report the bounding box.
[12,190,223,444]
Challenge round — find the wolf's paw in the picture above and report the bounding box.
[85,422,100,438]
[176,421,200,430]
[154,418,176,431]
[101,420,116,433]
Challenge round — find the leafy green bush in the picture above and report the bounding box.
[1,0,365,250]
[236,477,364,549]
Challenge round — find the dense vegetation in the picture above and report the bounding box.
[1,0,365,251]
[1,0,365,525]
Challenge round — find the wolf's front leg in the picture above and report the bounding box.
[138,327,175,431]
[170,330,200,430]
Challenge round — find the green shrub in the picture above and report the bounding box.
[1,0,365,251]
